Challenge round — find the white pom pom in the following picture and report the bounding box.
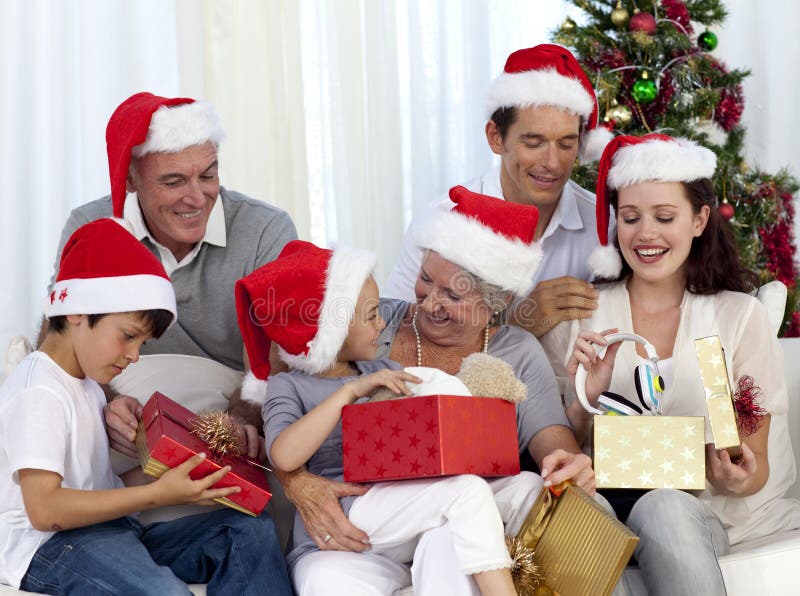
[241,371,269,405]
[588,244,622,279]
[580,126,614,164]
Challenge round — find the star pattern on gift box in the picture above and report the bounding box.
[342,396,518,482]
[681,471,695,485]
[618,435,632,448]
[594,416,705,490]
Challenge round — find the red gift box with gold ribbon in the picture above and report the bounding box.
[342,395,520,482]
[136,392,271,516]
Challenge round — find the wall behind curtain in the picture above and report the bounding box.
[1,0,797,358]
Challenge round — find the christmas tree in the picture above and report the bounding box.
[554,0,800,335]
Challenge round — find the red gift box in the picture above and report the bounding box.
[136,392,271,516]
[342,395,520,482]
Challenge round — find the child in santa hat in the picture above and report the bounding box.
[0,219,291,594]
[236,239,542,596]
[542,134,800,595]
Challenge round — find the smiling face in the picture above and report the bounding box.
[127,141,220,262]
[70,312,153,384]
[414,251,493,348]
[615,181,710,287]
[487,104,581,212]
[338,276,385,362]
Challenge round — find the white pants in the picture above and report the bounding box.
[292,472,542,596]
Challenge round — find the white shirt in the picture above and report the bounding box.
[123,192,227,276]
[0,352,123,587]
[382,165,601,300]
[541,283,800,545]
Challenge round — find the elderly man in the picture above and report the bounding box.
[384,44,613,338]
[43,92,297,461]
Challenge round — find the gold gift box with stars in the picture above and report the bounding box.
[593,415,706,490]
[694,335,742,453]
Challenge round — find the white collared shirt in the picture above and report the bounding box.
[122,192,227,276]
[383,165,604,301]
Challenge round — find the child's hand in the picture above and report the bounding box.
[705,443,758,496]
[566,328,622,406]
[346,370,422,401]
[155,453,241,506]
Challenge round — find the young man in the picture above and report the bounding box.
[1,219,291,594]
[384,44,613,338]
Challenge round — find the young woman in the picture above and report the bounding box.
[541,133,800,595]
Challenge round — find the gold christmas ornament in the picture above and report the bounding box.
[610,1,630,27]
[562,17,577,31]
[605,104,633,125]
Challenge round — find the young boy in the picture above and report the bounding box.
[0,219,292,595]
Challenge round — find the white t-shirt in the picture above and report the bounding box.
[0,352,123,588]
[382,166,601,300]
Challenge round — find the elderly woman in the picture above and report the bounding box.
[276,186,594,595]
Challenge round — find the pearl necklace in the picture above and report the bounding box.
[411,310,490,368]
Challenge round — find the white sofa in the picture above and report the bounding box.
[2,340,800,595]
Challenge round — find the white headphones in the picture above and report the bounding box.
[574,332,665,415]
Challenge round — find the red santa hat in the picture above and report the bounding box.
[486,44,612,163]
[235,240,377,404]
[590,133,718,278]
[106,92,226,217]
[43,218,177,322]
[413,186,543,297]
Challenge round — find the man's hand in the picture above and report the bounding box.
[513,276,598,337]
[229,417,267,460]
[104,395,142,458]
[541,449,596,496]
[280,468,370,552]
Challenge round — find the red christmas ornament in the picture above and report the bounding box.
[718,202,734,221]
[733,376,766,437]
[629,10,657,35]
[661,0,693,35]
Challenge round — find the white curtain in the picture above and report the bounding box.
[1,0,797,357]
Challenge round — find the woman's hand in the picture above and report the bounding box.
[706,443,759,496]
[278,468,371,552]
[567,328,622,407]
[541,449,596,496]
[345,370,422,402]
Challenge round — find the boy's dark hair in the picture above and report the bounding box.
[48,309,173,338]
[608,179,759,294]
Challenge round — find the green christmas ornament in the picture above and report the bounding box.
[632,74,657,104]
[698,30,718,51]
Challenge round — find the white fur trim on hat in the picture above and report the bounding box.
[607,137,717,189]
[241,371,269,405]
[579,126,614,164]
[413,206,543,297]
[588,243,623,279]
[132,101,226,157]
[43,274,177,322]
[279,247,377,375]
[486,68,594,119]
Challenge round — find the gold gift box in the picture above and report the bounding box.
[517,484,638,596]
[694,335,742,455]
[594,415,706,490]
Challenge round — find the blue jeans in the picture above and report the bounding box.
[618,489,730,596]
[20,508,292,596]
